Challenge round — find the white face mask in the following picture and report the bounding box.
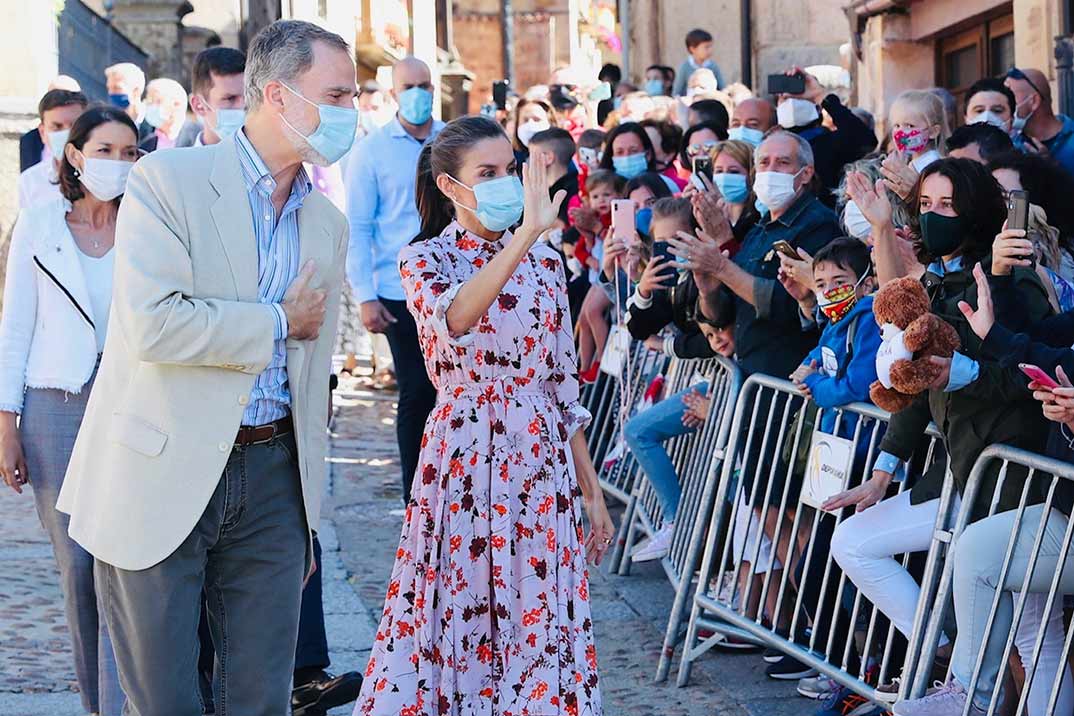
[968,110,1009,131]
[78,156,133,201]
[752,169,803,212]
[517,120,550,148]
[842,199,872,240]
[777,98,818,129]
[46,130,69,160]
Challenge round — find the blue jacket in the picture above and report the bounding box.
[801,295,881,437]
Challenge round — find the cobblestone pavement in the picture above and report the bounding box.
[1,373,809,715]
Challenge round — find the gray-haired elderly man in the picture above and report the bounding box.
[57,20,357,716]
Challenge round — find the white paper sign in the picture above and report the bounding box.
[800,431,856,510]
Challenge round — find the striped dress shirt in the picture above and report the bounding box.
[234,129,310,426]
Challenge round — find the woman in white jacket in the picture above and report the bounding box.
[0,106,138,716]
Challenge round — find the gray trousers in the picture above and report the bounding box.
[22,380,124,715]
[951,504,1074,712]
[96,432,308,716]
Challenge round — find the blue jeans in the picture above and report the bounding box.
[623,382,708,523]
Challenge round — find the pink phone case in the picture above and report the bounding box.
[611,199,635,241]
[1019,363,1059,389]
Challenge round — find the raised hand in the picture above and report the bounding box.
[601,236,629,282]
[667,229,727,277]
[956,263,995,340]
[991,223,1035,276]
[637,256,677,298]
[691,183,735,247]
[846,171,893,230]
[519,160,567,244]
[880,151,918,201]
[786,65,824,104]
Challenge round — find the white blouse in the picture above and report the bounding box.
[75,249,115,353]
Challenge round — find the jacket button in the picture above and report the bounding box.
[238,395,249,406]
[219,442,230,452]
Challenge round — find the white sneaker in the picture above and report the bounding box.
[892,678,986,716]
[631,523,675,562]
[797,674,839,699]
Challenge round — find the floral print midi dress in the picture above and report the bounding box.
[355,221,602,716]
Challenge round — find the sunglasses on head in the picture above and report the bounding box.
[1006,68,1045,98]
[687,140,719,156]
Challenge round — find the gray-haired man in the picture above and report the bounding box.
[59,20,357,716]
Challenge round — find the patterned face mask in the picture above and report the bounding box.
[815,273,868,323]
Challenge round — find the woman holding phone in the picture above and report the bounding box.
[355,115,613,716]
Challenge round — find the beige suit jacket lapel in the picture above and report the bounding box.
[208,136,258,301]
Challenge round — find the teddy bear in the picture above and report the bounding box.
[869,276,961,413]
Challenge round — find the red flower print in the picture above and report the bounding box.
[422,464,437,485]
[527,418,542,436]
[521,607,543,627]
[578,581,588,601]
[476,642,492,663]
[387,581,400,599]
[526,632,537,647]
[375,678,387,691]
[449,458,464,477]
[493,503,507,516]
[546,528,556,552]
[491,535,506,550]
[480,687,493,698]
[396,620,415,638]
[530,681,549,700]
[450,535,462,552]
[529,556,548,579]
[586,644,598,669]
[497,293,519,311]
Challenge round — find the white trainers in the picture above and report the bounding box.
[796,674,839,699]
[631,523,675,562]
[892,678,986,716]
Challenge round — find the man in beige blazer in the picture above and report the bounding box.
[57,20,358,716]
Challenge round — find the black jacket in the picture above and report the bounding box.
[626,271,713,359]
[794,94,877,200]
[19,128,43,172]
[705,192,838,378]
[878,262,1055,522]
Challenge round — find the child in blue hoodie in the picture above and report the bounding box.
[791,237,881,439]
[771,238,882,703]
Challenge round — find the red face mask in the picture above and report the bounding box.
[892,127,931,154]
[815,273,868,323]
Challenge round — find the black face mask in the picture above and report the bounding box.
[919,211,965,258]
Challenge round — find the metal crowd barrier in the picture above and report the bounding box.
[580,343,669,570]
[617,355,742,583]
[907,444,1074,716]
[670,374,950,702]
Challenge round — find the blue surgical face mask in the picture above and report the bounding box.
[398,86,434,126]
[636,207,653,236]
[612,151,648,179]
[109,93,131,109]
[612,96,623,110]
[712,172,749,204]
[280,83,359,165]
[755,196,768,216]
[728,126,764,147]
[644,79,665,97]
[213,108,245,139]
[448,174,525,232]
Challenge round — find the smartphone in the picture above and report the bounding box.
[492,80,509,110]
[611,199,636,241]
[1007,189,1033,265]
[772,240,800,260]
[767,73,805,96]
[652,240,673,264]
[692,155,713,183]
[479,103,497,118]
[1019,363,1059,389]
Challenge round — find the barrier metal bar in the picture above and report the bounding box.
[908,444,1074,716]
[673,374,947,703]
[586,344,670,571]
[618,357,742,587]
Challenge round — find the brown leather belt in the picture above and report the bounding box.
[235,416,293,447]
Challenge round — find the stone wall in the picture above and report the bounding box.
[625,0,846,91]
